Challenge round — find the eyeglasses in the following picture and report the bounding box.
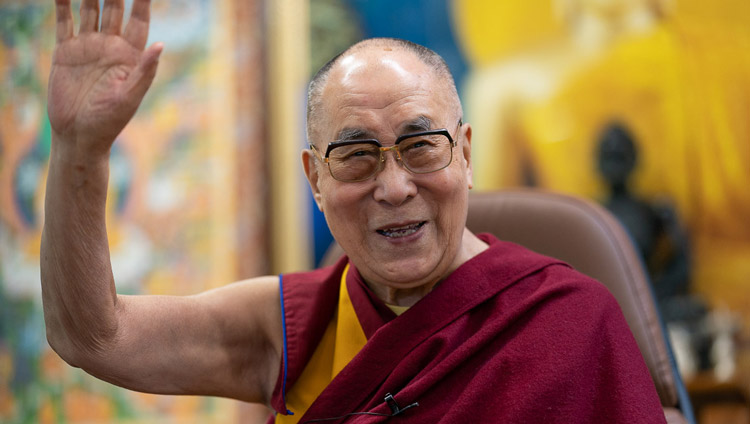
[310,119,463,182]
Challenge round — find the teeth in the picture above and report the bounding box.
[377,222,424,238]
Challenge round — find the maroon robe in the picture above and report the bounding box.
[270,234,666,423]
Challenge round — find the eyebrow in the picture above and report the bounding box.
[333,116,434,142]
[401,116,432,133]
[335,127,372,141]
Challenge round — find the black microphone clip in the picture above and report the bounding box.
[384,392,419,416]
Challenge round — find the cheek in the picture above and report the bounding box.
[320,183,370,228]
[431,170,469,231]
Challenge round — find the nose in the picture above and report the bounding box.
[372,150,417,206]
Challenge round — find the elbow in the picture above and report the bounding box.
[46,324,81,368]
[44,313,116,370]
[45,319,88,369]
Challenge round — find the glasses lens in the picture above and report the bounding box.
[399,133,452,173]
[328,143,380,181]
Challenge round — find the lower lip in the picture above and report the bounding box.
[376,222,426,244]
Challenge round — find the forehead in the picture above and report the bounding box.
[318,48,453,140]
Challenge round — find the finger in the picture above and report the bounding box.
[101,0,124,35]
[55,0,74,42]
[79,0,100,33]
[123,0,151,50]
[125,43,163,103]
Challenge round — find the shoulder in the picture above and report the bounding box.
[478,233,623,321]
[280,256,349,307]
[476,234,608,300]
[478,233,567,272]
[528,262,623,319]
[441,234,622,331]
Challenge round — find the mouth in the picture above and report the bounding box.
[376,221,426,238]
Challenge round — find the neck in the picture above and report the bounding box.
[364,229,489,307]
[367,282,436,307]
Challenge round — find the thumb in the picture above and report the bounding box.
[126,42,164,102]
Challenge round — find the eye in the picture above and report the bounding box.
[330,143,379,161]
[349,149,370,157]
[401,137,436,152]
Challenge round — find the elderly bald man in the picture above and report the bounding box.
[42,0,666,422]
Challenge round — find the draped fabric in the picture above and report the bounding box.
[275,264,369,423]
[271,234,665,423]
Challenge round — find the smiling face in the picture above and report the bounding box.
[303,44,480,303]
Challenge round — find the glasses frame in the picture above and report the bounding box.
[310,119,463,182]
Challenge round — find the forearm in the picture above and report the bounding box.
[41,136,119,364]
[39,136,282,400]
[38,0,283,400]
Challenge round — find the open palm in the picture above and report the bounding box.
[48,0,162,153]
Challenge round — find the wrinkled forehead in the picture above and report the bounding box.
[325,49,437,105]
[316,49,453,140]
[334,47,424,83]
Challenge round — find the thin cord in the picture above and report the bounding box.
[303,393,419,423]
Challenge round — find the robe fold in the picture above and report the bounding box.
[271,233,666,423]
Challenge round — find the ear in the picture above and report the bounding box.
[302,149,324,211]
[461,123,474,189]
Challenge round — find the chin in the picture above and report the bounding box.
[374,257,444,287]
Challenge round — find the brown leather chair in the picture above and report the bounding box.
[321,189,695,423]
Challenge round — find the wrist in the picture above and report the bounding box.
[50,131,113,167]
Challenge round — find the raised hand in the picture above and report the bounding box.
[48,0,162,155]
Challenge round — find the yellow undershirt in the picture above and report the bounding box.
[276,264,371,423]
[386,303,410,316]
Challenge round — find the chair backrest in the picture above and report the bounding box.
[321,189,694,422]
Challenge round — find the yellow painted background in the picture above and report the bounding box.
[458,0,750,329]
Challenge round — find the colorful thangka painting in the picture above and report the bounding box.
[1,0,245,422]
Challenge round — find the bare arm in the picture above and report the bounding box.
[42,0,281,403]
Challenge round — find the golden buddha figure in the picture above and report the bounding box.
[457,0,750,326]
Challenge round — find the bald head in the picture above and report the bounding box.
[306,38,462,145]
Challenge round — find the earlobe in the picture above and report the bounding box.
[302,149,324,211]
[462,124,474,189]
[314,193,323,211]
